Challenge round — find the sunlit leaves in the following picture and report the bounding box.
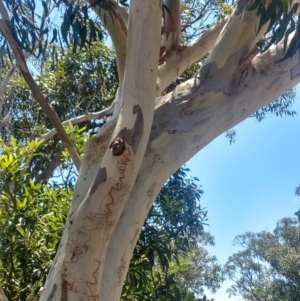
[0,138,72,300]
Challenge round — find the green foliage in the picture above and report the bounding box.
[0,138,72,300]
[5,40,117,139]
[248,0,300,61]
[224,215,300,301]
[1,0,299,63]
[180,0,231,43]
[1,40,118,184]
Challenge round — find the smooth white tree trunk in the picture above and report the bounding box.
[11,1,298,301]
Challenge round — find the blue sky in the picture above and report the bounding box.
[186,88,300,300]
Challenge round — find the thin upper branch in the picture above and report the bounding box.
[206,2,267,69]
[0,64,15,113]
[41,101,114,142]
[0,1,81,171]
[0,43,41,113]
[89,0,127,84]
[163,0,181,53]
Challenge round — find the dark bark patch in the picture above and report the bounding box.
[90,167,107,195]
[46,284,57,301]
[193,135,203,143]
[111,104,144,155]
[61,279,68,301]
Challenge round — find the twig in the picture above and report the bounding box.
[35,146,64,184]
[41,101,115,142]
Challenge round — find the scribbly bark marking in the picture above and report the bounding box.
[66,148,132,269]
[107,148,132,207]
[86,260,101,299]
[117,253,127,284]
[84,131,111,175]
[147,149,161,173]
[61,149,132,298]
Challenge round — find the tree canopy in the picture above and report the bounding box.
[224,213,300,301]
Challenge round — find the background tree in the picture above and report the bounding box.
[0,0,300,300]
[224,213,300,301]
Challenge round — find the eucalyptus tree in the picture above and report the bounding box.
[224,215,300,301]
[0,0,300,300]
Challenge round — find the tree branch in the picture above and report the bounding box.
[205,2,267,69]
[89,0,127,84]
[0,0,52,111]
[39,1,162,299]
[0,1,81,171]
[0,64,15,113]
[163,0,181,53]
[157,17,228,94]
[41,101,115,142]
[0,43,41,116]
